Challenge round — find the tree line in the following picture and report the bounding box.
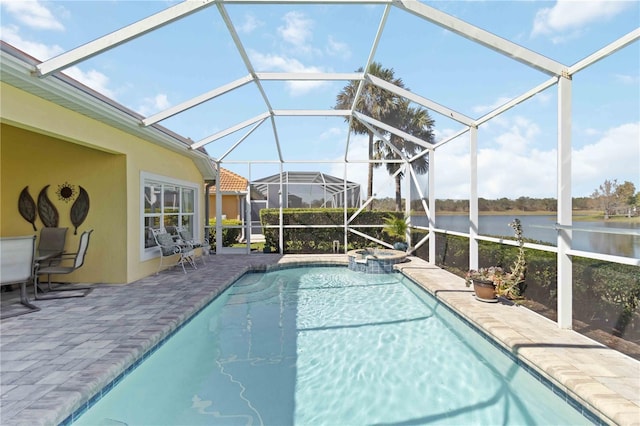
[388,179,638,216]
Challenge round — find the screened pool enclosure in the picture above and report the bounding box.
[252,171,360,209]
[20,1,639,334]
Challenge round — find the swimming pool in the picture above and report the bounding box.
[71,266,593,425]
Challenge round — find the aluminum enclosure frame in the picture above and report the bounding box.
[27,0,640,331]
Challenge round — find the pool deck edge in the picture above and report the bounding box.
[395,257,640,426]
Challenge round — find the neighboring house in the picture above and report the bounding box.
[208,167,249,222]
[0,42,216,283]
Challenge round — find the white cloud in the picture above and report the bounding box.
[64,67,116,99]
[0,24,63,60]
[573,122,640,195]
[472,96,512,116]
[137,93,171,116]
[494,116,540,153]
[431,121,639,199]
[325,35,350,59]
[433,137,557,199]
[237,14,262,34]
[248,49,329,95]
[322,119,638,201]
[1,0,64,31]
[531,0,631,40]
[319,127,343,140]
[614,73,639,85]
[278,11,313,48]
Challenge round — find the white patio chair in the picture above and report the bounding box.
[0,235,40,319]
[177,226,209,265]
[149,228,196,274]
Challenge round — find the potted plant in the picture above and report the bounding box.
[465,218,526,302]
[465,266,505,302]
[382,214,408,251]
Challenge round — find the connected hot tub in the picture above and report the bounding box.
[347,248,408,274]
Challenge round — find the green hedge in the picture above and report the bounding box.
[208,219,242,248]
[417,233,640,343]
[259,208,404,253]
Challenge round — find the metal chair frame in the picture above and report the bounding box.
[1,236,40,319]
[177,226,209,266]
[149,227,196,274]
[35,230,93,300]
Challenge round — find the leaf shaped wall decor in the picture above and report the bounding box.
[70,186,90,235]
[37,185,59,227]
[18,186,37,231]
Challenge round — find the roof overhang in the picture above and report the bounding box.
[0,41,216,180]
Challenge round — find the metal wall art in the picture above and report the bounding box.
[56,182,76,202]
[18,186,37,231]
[70,186,90,235]
[37,185,59,228]
[18,184,90,233]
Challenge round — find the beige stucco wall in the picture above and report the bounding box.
[1,82,206,283]
[209,194,242,221]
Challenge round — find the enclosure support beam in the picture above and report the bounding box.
[395,0,564,76]
[245,178,252,254]
[469,126,479,271]
[279,163,284,254]
[557,76,573,330]
[36,0,215,77]
[343,162,349,253]
[215,162,223,254]
[405,163,412,249]
[428,149,436,265]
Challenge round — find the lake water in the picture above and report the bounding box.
[412,214,640,258]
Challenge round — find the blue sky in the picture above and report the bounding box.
[1,0,638,200]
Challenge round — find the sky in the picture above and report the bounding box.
[1,0,638,201]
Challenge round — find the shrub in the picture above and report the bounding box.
[259,208,403,253]
[208,218,242,248]
[426,233,639,345]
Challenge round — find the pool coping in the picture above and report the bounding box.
[1,254,638,425]
[394,258,640,426]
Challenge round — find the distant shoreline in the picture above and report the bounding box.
[423,210,640,224]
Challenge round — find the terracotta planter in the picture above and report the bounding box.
[472,278,498,302]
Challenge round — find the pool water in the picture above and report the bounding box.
[72,267,591,425]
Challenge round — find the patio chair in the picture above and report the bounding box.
[37,227,67,266]
[0,236,40,319]
[177,227,209,265]
[165,225,179,237]
[150,228,196,274]
[34,230,94,300]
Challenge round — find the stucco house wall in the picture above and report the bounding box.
[1,80,210,283]
[209,195,243,221]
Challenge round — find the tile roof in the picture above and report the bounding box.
[210,167,248,193]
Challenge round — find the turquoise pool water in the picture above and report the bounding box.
[72,266,593,425]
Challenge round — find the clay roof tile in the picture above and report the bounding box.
[210,167,248,193]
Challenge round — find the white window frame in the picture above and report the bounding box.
[140,171,201,261]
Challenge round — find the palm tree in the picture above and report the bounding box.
[335,62,404,210]
[376,100,435,211]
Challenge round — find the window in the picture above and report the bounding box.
[141,172,199,256]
